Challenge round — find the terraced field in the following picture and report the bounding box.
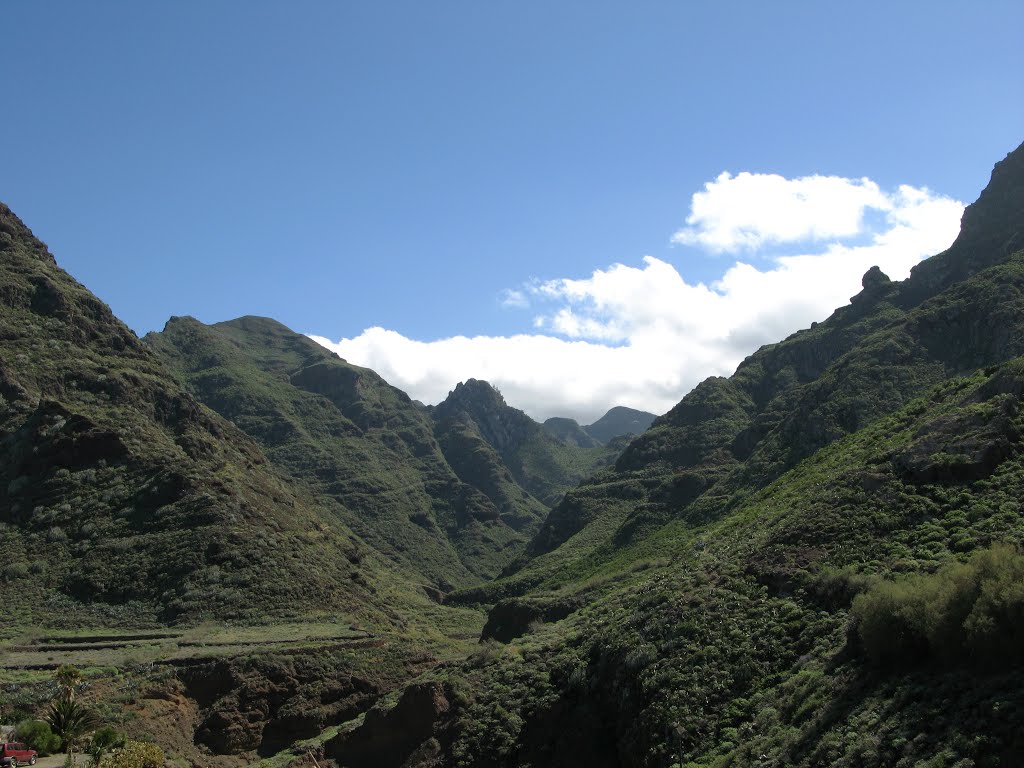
[0,624,377,675]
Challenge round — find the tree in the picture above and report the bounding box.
[46,698,100,767]
[15,720,62,755]
[55,665,84,702]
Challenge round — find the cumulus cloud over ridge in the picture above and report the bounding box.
[311,173,964,423]
[672,171,894,252]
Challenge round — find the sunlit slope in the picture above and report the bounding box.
[147,316,547,586]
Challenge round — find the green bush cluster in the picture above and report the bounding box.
[852,543,1024,666]
[15,720,61,755]
[104,741,163,768]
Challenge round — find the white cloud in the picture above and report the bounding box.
[308,328,680,424]
[672,171,894,252]
[500,289,529,308]
[311,174,964,424]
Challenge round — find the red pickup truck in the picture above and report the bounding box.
[0,742,38,766]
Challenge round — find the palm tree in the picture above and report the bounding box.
[54,665,84,702]
[46,698,99,767]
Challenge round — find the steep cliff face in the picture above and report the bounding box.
[903,142,1024,302]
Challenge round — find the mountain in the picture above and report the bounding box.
[542,417,602,448]
[514,141,1024,568]
[0,208,638,757]
[5,140,1024,767]
[0,208,537,761]
[432,379,621,506]
[583,406,656,443]
[543,406,656,448]
[145,317,635,592]
[326,143,1024,767]
[0,204,429,627]
[146,316,546,586]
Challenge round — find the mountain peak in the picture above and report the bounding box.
[445,378,507,407]
[435,379,531,453]
[905,140,1024,300]
[955,140,1024,257]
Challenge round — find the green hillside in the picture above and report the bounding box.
[415,357,1024,767]
[0,205,437,628]
[146,316,545,586]
[511,141,1024,574]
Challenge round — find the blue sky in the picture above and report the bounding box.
[3,2,1023,420]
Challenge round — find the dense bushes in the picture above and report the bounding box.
[852,543,1024,666]
[104,741,163,768]
[15,720,61,755]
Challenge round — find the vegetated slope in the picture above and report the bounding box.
[325,141,1024,767]
[147,316,544,585]
[0,204,428,627]
[584,406,656,444]
[517,139,1024,571]
[432,379,621,506]
[414,360,1024,768]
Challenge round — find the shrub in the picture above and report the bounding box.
[92,728,126,750]
[15,720,62,755]
[468,639,504,667]
[852,542,1024,667]
[87,726,126,768]
[104,741,164,768]
[809,566,872,609]
[2,563,29,581]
